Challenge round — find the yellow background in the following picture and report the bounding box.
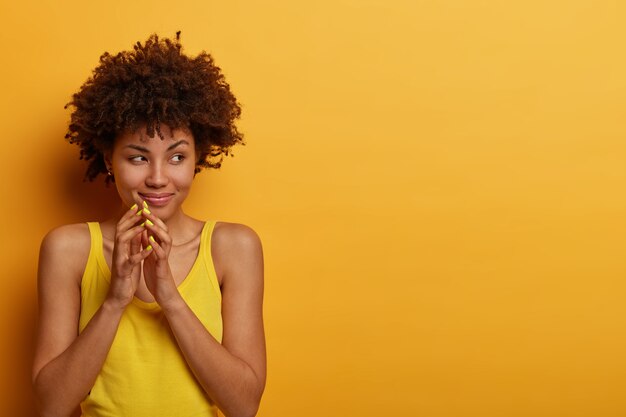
[1,1,625,416]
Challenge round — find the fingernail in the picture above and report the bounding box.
[143,201,149,209]
[149,235,156,243]
[141,221,146,227]
[146,220,154,227]
[130,203,138,211]
[144,207,151,215]
[146,245,153,251]
[136,209,143,216]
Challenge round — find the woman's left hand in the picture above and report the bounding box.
[140,207,180,309]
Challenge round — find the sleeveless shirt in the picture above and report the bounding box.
[78,221,223,417]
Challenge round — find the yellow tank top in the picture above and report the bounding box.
[79,221,223,417]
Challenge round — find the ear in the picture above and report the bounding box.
[103,151,113,172]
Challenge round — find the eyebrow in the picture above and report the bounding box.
[125,140,190,153]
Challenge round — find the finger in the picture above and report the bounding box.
[141,229,151,249]
[147,235,167,259]
[130,228,142,255]
[116,223,147,248]
[128,244,154,264]
[117,205,145,236]
[141,208,169,233]
[143,218,171,249]
[113,225,145,270]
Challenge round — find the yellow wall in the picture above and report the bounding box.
[1,1,625,415]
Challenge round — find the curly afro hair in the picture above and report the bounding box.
[65,31,244,183]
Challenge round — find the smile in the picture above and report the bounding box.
[139,193,175,207]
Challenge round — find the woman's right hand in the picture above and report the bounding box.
[106,204,153,309]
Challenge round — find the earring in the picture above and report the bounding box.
[107,169,113,176]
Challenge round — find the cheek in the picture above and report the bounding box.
[167,161,196,187]
[114,169,146,197]
[172,168,195,189]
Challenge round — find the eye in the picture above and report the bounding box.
[171,154,186,163]
[129,155,147,163]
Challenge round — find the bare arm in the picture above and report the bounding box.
[143,220,266,417]
[32,208,151,417]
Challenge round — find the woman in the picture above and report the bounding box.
[32,32,266,417]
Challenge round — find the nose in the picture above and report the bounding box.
[145,162,169,188]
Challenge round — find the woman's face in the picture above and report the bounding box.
[108,124,197,221]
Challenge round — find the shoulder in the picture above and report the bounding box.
[39,223,91,276]
[212,222,262,251]
[211,222,263,285]
[40,223,90,254]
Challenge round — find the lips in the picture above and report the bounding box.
[139,193,175,207]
